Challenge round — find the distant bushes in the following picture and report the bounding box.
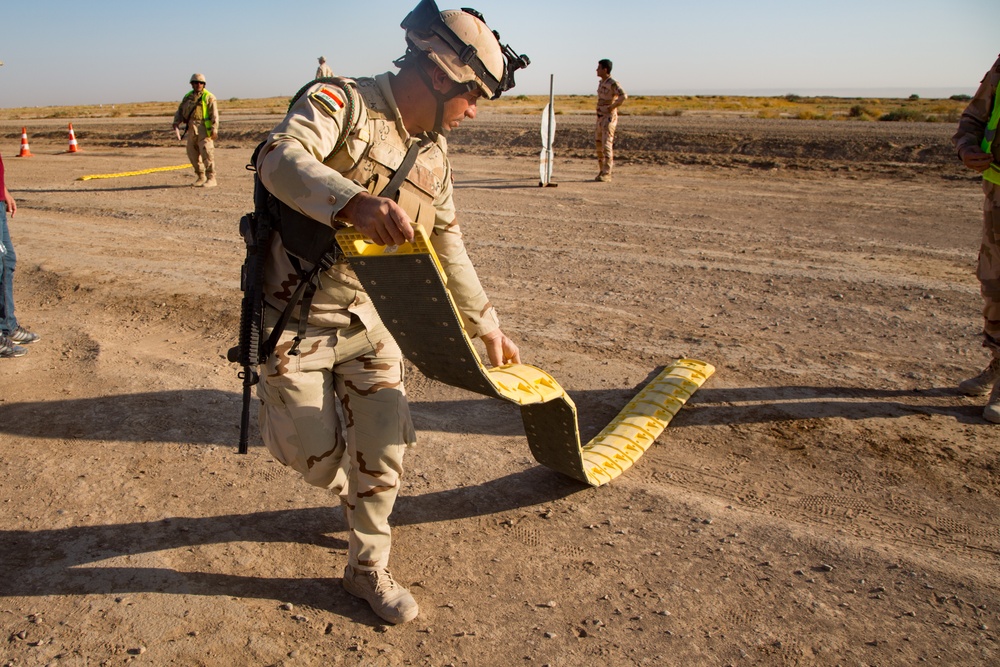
[880,108,928,122]
[794,109,831,120]
[849,104,877,120]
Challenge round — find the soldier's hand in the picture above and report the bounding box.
[961,147,994,173]
[340,192,415,246]
[481,329,520,367]
[211,131,218,141]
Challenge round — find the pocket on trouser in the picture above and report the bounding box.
[257,366,347,490]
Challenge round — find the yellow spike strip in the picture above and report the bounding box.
[336,225,715,486]
[77,164,193,181]
[581,360,713,485]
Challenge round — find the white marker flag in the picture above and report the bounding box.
[539,74,556,187]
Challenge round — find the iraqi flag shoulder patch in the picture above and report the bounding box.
[310,87,345,117]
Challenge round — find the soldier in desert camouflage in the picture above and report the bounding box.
[172,73,219,188]
[254,0,526,624]
[316,56,334,80]
[954,53,1000,423]
[595,58,627,182]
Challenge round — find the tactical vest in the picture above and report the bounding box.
[268,76,447,271]
[182,90,214,135]
[982,83,1000,185]
[336,76,445,235]
[250,76,450,359]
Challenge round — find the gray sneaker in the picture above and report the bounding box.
[342,565,419,624]
[984,380,1000,424]
[958,358,1000,396]
[7,325,39,344]
[0,334,27,358]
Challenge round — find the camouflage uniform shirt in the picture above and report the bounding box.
[256,72,500,339]
[597,77,626,118]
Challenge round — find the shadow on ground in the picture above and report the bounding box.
[0,467,579,622]
[0,383,980,448]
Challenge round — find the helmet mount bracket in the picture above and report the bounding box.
[400,0,529,101]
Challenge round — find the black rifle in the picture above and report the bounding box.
[227,145,341,454]
[228,154,275,454]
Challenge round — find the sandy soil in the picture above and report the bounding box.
[0,112,998,666]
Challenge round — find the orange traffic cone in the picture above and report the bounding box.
[16,127,33,157]
[66,123,80,153]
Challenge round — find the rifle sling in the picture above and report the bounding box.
[258,135,425,367]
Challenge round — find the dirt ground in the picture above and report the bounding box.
[0,111,998,666]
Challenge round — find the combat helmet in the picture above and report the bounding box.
[190,73,207,84]
[398,0,529,132]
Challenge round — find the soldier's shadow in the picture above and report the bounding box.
[0,468,579,621]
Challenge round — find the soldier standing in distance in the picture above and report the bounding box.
[316,56,334,79]
[595,58,627,182]
[954,53,1000,423]
[254,0,526,624]
[172,73,219,188]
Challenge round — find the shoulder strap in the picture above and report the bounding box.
[379,139,426,202]
[288,76,361,158]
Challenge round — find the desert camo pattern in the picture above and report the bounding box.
[257,73,500,337]
[596,77,625,177]
[316,62,334,79]
[257,310,414,570]
[173,89,219,178]
[953,54,1000,349]
[254,72,502,570]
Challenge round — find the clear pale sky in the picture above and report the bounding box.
[0,0,996,108]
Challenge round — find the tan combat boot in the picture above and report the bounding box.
[193,173,207,187]
[984,380,1000,424]
[958,357,1000,396]
[203,174,218,188]
[342,565,419,624]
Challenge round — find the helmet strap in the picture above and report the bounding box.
[412,58,477,135]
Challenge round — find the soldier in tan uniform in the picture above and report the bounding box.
[595,58,627,182]
[954,53,1000,423]
[172,73,219,188]
[316,56,334,79]
[255,0,527,624]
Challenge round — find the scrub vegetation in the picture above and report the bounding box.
[0,94,968,123]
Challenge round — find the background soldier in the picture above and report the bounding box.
[254,0,526,624]
[954,53,1000,423]
[595,58,627,182]
[316,56,334,79]
[172,73,219,188]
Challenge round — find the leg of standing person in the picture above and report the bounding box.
[595,116,609,181]
[973,183,1000,422]
[201,134,217,188]
[604,115,618,179]
[257,315,418,623]
[187,130,205,186]
[0,205,26,358]
[961,183,1000,417]
[0,203,15,334]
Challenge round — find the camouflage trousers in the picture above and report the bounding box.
[978,182,1000,355]
[257,311,416,571]
[596,113,618,177]
[185,125,215,178]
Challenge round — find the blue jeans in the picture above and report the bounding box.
[0,205,18,333]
